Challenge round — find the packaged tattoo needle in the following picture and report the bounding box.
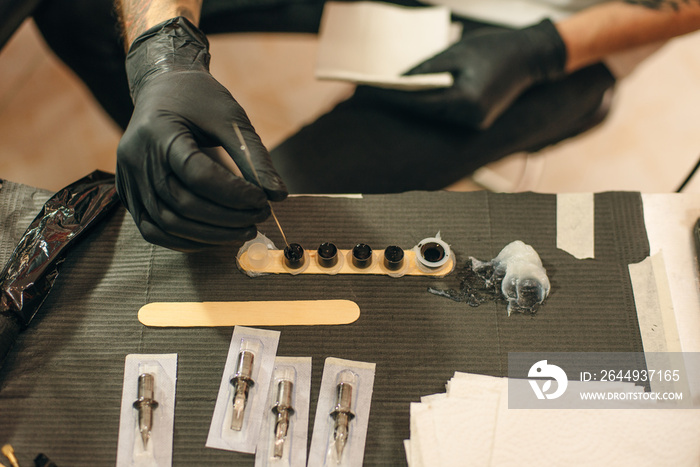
[116,353,178,467]
[206,326,280,453]
[255,357,312,467]
[308,358,376,467]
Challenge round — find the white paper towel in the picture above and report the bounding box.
[408,372,700,467]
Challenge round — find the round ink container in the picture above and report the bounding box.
[283,243,308,273]
[421,242,445,263]
[246,241,271,270]
[414,237,452,272]
[316,242,344,274]
[351,243,374,270]
[383,245,405,271]
[317,242,339,268]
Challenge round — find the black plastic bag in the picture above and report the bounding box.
[0,170,119,366]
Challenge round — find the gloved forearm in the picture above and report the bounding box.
[365,1,700,131]
[117,15,287,251]
[359,19,567,130]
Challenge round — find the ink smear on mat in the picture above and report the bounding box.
[428,240,550,315]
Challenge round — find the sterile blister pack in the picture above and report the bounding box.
[308,357,376,467]
[116,353,178,467]
[255,357,313,467]
[206,326,280,453]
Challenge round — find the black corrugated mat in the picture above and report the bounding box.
[0,181,649,465]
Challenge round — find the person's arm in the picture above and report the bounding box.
[117,0,201,47]
[113,0,287,252]
[362,0,700,130]
[557,0,700,73]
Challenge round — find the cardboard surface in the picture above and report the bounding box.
[0,182,649,465]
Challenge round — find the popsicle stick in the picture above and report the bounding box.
[138,300,360,327]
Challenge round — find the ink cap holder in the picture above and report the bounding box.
[237,236,454,278]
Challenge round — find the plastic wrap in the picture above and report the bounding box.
[0,170,119,365]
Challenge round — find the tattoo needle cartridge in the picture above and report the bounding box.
[133,373,159,448]
[271,379,295,458]
[230,349,256,431]
[330,374,356,463]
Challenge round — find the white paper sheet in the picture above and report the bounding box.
[408,372,700,467]
[641,194,700,353]
[316,2,457,90]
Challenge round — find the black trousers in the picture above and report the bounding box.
[32,0,615,193]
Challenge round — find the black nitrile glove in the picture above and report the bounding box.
[359,19,567,130]
[117,17,287,252]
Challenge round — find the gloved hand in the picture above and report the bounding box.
[117,17,287,252]
[358,19,567,130]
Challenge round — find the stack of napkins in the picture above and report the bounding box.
[406,372,700,466]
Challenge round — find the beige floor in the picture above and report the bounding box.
[1,18,699,194]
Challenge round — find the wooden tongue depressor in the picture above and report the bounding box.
[138,300,360,327]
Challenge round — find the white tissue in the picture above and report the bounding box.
[407,373,700,467]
